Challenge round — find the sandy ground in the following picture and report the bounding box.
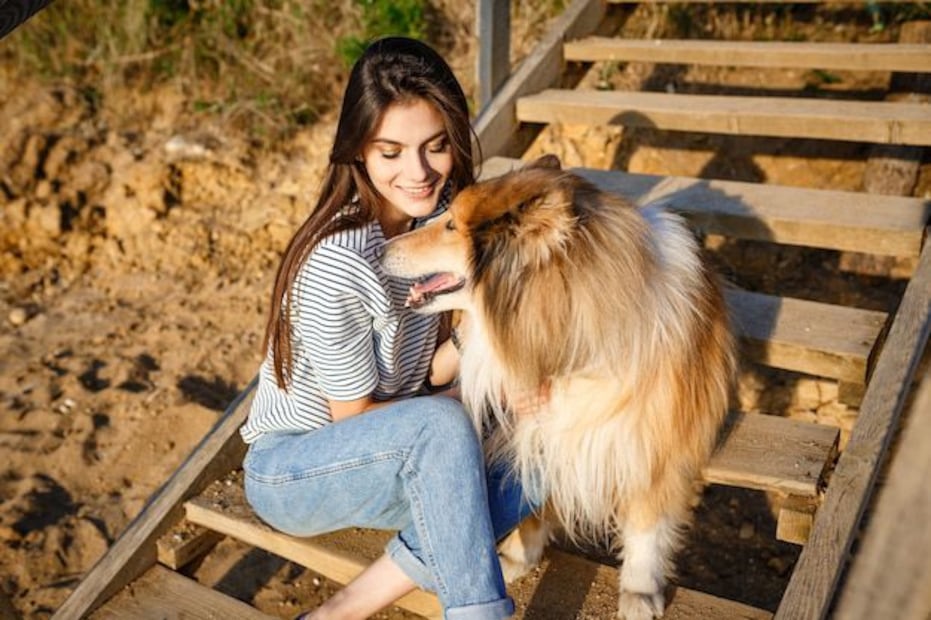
[2,19,929,618]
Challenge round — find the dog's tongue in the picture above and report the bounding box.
[406,273,459,308]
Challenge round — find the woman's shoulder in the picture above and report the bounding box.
[299,219,383,286]
[315,219,382,261]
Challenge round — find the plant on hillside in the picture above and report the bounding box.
[335,0,427,67]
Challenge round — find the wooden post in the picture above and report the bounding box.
[842,20,931,406]
[833,366,931,620]
[473,0,605,159]
[861,21,931,196]
[776,237,931,620]
[476,0,511,111]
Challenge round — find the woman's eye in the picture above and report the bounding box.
[428,140,449,154]
[381,150,400,159]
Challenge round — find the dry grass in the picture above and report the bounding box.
[7,1,918,144]
[2,1,391,141]
[1,0,567,144]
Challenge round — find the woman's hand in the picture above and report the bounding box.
[428,313,470,389]
[509,380,551,417]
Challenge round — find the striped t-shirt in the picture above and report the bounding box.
[240,213,441,443]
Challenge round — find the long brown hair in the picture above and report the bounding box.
[265,37,476,389]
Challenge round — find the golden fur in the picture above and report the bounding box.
[382,156,735,619]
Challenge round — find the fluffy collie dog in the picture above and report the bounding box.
[382,155,735,620]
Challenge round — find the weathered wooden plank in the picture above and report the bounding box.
[706,412,838,498]
[833,367,931,620]
[89,564,274,620]
[516,89,931,146]
[186,477,772,620]
[473,0,604,158]
[184,477,444,619]
[726,289,887,384]
[530,549,773,619]
[776,237,931,620]
[52,379,256,620]
[156,521,224,570]
[862,21,931,197]
[776,496,818,546]
[484,157,930,258]
[476,0,511,108]
[564,38,931,73]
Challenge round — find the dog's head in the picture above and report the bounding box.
[382,154,587,314]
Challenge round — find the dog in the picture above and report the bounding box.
[381,155,735,619]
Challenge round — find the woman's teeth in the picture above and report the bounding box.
[401,185,433,198]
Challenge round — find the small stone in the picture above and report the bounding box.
[767,556,790,576]
[8,308,27,326]
[0,524,21,542]
[739,522,755,540]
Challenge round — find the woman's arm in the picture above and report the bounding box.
[328,395,388,421]
[429,336,460,388]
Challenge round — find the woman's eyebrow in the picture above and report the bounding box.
[370,130,447,146]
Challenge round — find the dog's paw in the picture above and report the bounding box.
[496,520,548,583]
[616,590,665,620]
[499,553,535,583]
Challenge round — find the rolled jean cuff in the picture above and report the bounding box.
[446,597,515,620]
[386,534,436,593]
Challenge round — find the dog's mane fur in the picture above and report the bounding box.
[456,166,734,542]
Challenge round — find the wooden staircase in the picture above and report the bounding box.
[54,1,930,619]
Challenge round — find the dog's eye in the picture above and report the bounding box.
[445,219,455,232]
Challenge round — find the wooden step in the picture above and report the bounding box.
[572,166,929,258]
[183,478,443,619]
[707,411,837,498]
[564,38,931,73]
[172,409,835,578]
[183,477,442,618]
[516,89,931,146]
[183,475,775,619]
[89,564,275,619]
[523,548,773,620]
[727,288,887,385]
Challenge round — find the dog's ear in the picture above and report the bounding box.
[527,154,561,171]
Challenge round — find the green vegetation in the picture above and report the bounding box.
[336,0,427,67]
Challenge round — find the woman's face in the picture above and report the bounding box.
[362,98,454,237]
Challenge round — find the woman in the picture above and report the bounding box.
[240,37,530,620]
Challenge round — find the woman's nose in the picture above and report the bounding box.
[404,150,433,182]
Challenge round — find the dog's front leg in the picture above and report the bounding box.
[497,514,551,583]
[617,495,685,620]
[617,524,669,619]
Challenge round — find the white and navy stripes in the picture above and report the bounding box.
[240,194,450,443]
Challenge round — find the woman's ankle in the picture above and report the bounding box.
[303,588,364,620]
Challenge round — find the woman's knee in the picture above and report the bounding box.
[418,396,477,441]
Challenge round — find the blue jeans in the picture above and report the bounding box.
[242,395,534,620]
